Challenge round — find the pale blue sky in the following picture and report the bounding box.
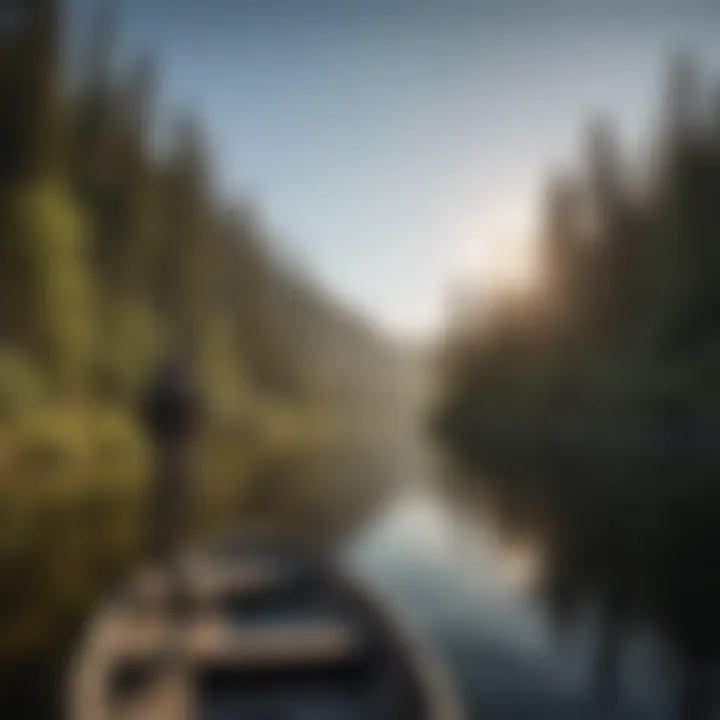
[67,0,720,338]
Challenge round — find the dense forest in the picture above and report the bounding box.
[435,56,720,720]
[0,0,402,709]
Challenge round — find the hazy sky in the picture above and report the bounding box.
[68,0,720,338]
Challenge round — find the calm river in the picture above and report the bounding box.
[347,479,671,720]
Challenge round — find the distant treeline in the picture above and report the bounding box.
[435,56,720,719]
[0,0,399,701]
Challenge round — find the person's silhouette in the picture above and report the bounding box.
[142,358,200,564]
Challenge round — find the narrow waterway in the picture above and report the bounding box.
[345,467,670,720]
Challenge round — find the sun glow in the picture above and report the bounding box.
[449,199,541,297]
[483,233,540,293]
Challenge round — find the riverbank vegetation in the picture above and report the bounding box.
[434,55,720,719]
[0,0,402,705]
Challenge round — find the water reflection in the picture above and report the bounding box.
[347,483,667,720]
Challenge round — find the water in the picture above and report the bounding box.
[346,487,669,720]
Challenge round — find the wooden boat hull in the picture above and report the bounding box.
[69,538,463,719]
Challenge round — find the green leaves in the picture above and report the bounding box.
[14,180,95,388]
[435,55,720,700]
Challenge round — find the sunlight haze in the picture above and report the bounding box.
[67,0,720,338]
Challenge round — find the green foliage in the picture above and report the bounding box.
[435,56,720,715]
[0,2,395,699]
[0,349,46,419]
[13,180,95,388]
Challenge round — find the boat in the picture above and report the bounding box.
[68,535,463,719]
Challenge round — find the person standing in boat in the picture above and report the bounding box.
[142,356,201,565]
